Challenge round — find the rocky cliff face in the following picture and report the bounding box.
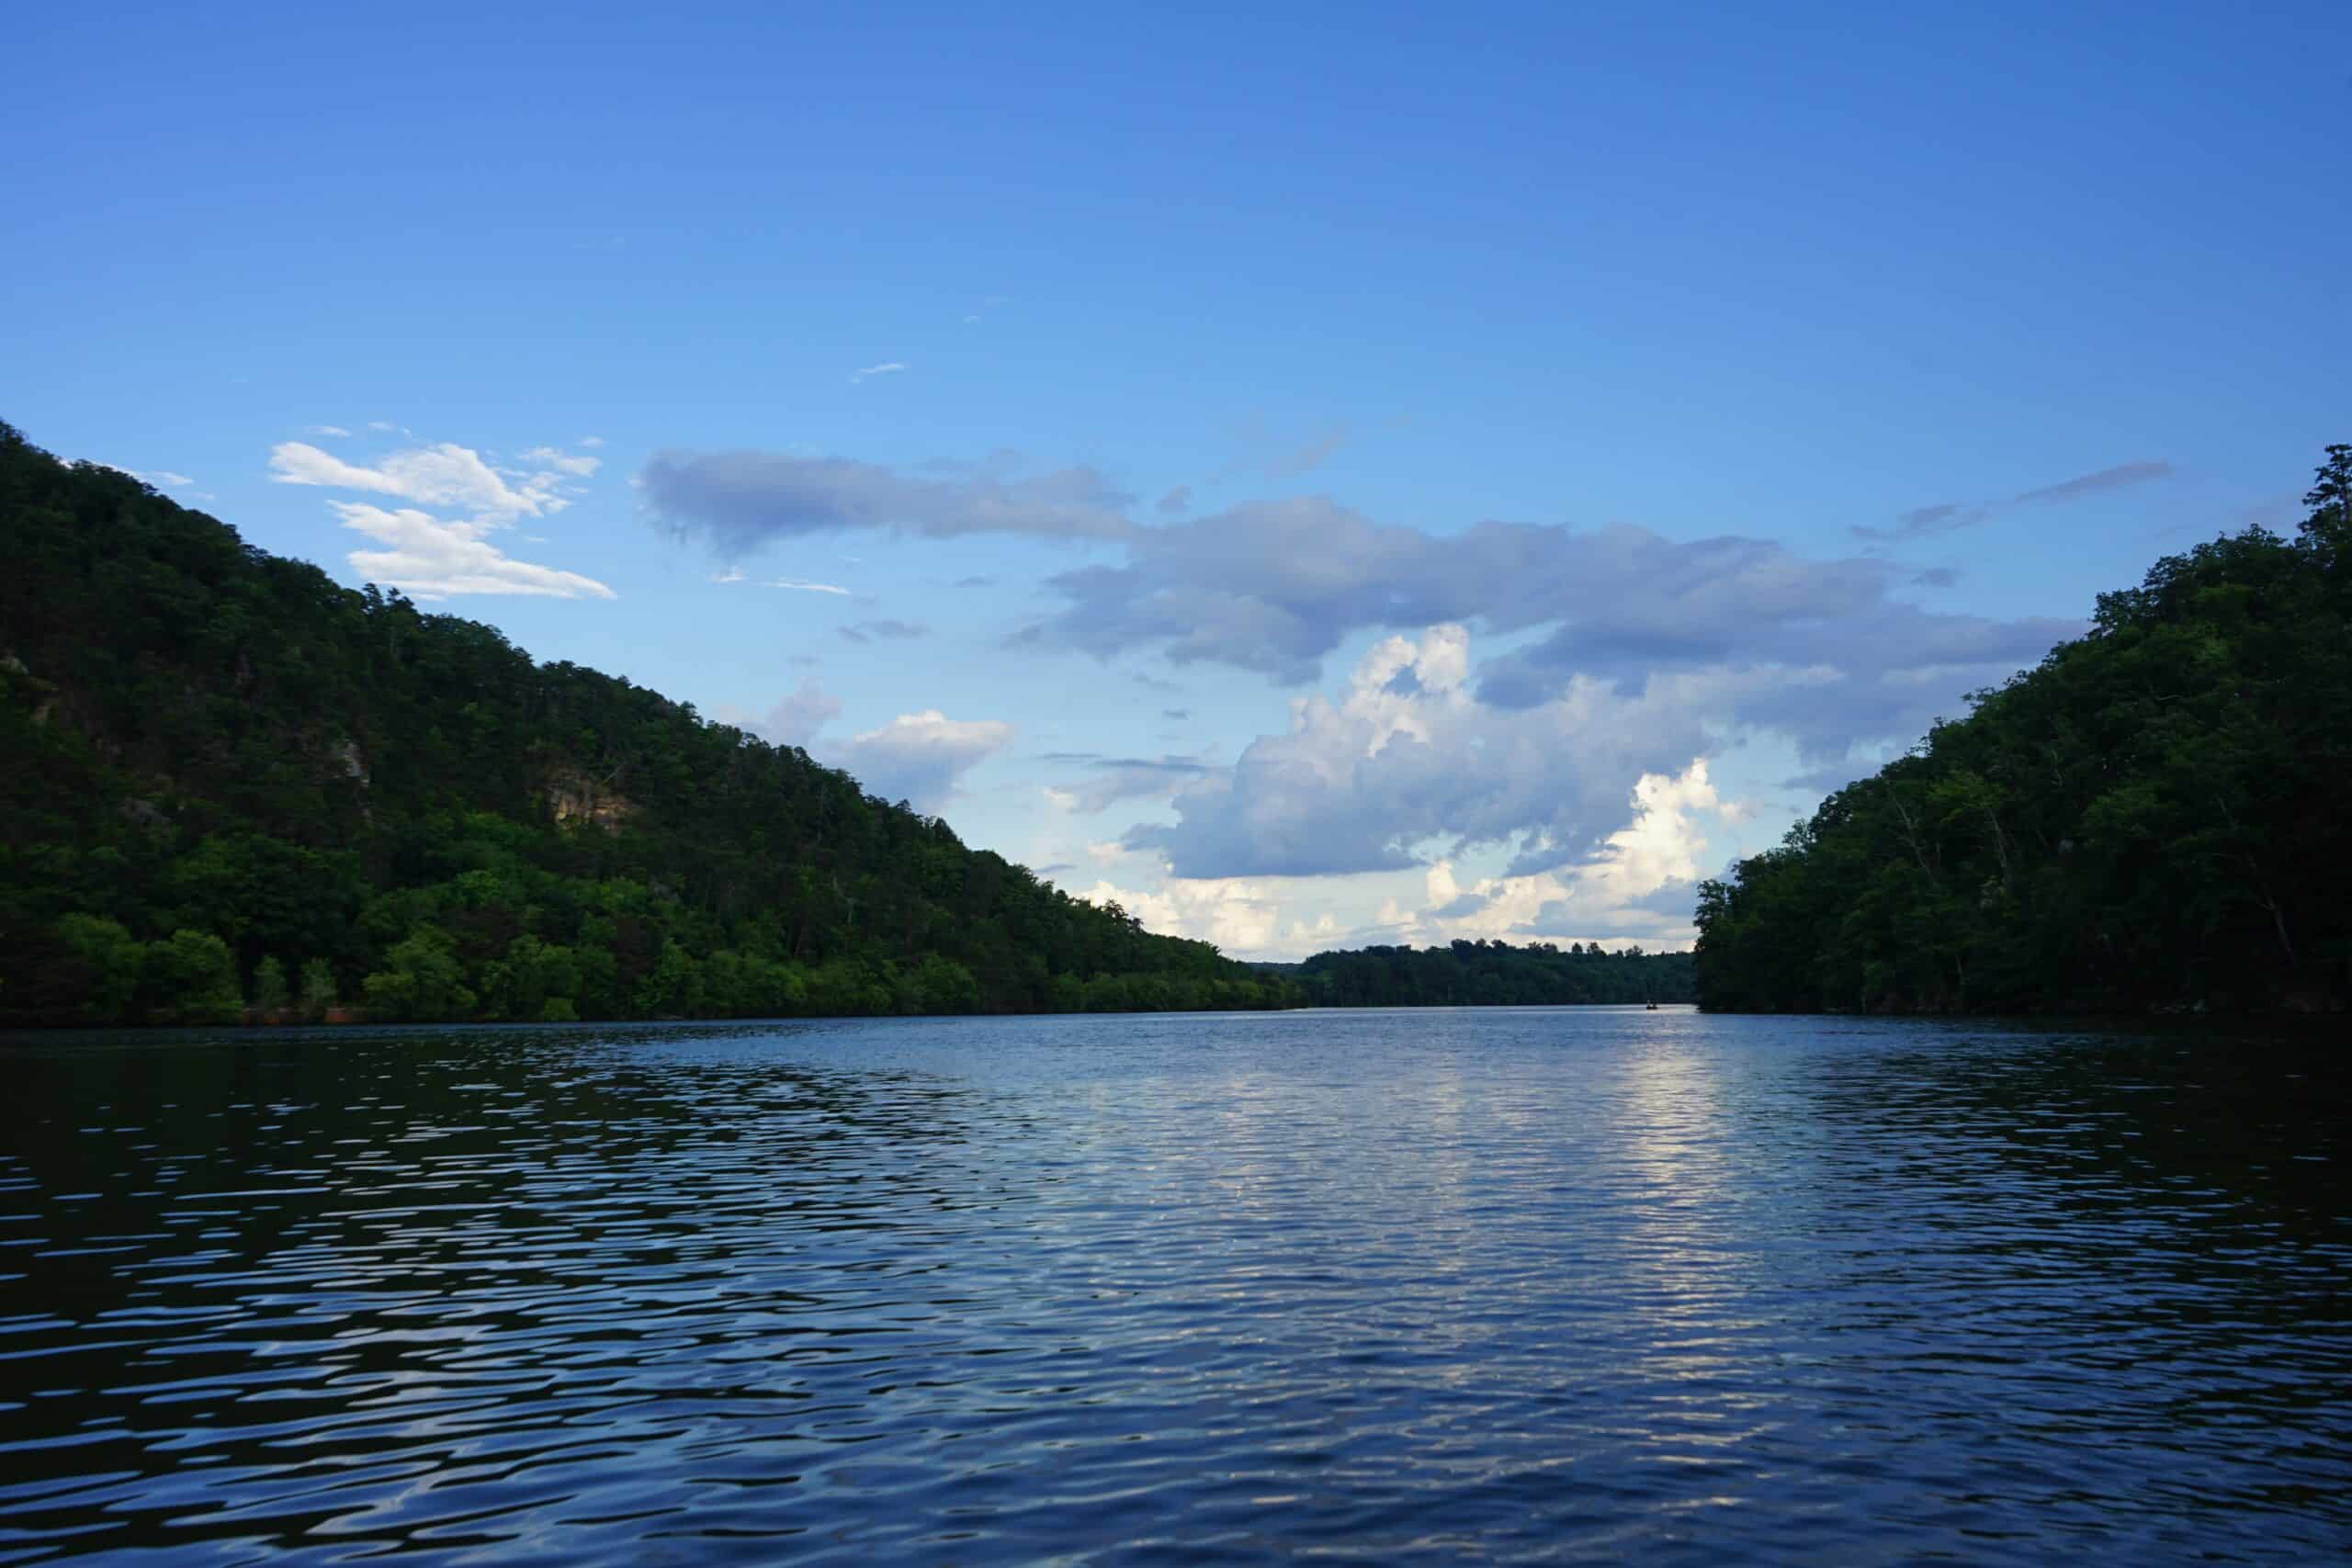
[545,769,637,829]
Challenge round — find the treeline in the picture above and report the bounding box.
[0,420,1299,1026]
[1695,446,2352,1015]
[1273,940,1695,1007]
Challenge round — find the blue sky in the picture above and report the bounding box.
[9,1,2347,955]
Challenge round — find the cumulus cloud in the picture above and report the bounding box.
[1125,625,1693,877]
[1125,625,1888,883]
[1340,760,1735,953]
[1024,499,2075,716]
[641,444,2078,814]
[639,449,1135,554]
[1074,875,1318,956]
[334,502,616,600]
[269,440,574,521]
[833,710,1012,811]
[717,677,841,749]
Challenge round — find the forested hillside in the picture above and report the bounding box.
[0,420,1297,1026]
[1695,446,2352,1015]
[1275,940,1694,1007]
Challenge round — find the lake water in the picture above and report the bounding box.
[0,1008,2345,1563]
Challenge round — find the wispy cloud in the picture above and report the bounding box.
[1046,752,1213,814]
[2013,460,2175,506]
[579,435,605,448]
[764,577,852,596]
[305,424,352,439]
[334,502,615,601]
[269,440,580,523]
[850,362,907,384]
[639,448,1134,552]
[1857,458,2175,542]
[1851,502,1991,542]
[83,460,196,490]
[1214,421,1351,485]
[521,446,602,478]
[266,431,613,600]
[839,618,930,644]
[709,566,746,584]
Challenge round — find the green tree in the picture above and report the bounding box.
[361,925,477,1021]
[299,957,339,1020]
[141,929,242,1025]
[55,914,143,1023]
[250,955,289,1014]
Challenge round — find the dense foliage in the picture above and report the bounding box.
[1274,940,1694,1007]
[0,421,1300,1025]
[1696,446,2352,1015]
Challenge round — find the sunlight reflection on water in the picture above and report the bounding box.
[0,1008,2345,1562]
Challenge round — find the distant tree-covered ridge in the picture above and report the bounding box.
[1269,940,1694,1007]
[1695,446,2352,1016]
[0,419,1300,1025]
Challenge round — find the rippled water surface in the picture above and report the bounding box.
[1,1009,2346,1563]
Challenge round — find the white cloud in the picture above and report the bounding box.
[335,502,616,600]
[521,446,603,478]
[83,460,196,490]
[850,362,907,384]
[1128,624,1706,878]
[579,435,605,448]
[833,710,1012,811]
[717,677,841,749]
[763,577,851,596]
[305,424,353,439]
[367,420,399,433]
[1390,760,1729,949]
[269,441,572,522]
[710,566,746,584]
[1080,876,1287,955]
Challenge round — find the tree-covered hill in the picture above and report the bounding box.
[1271,940,1695,1007]
[0,420,1298,1025]
[1695,446,2352,1016]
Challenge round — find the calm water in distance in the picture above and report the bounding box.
[0,1007,2345,1564]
